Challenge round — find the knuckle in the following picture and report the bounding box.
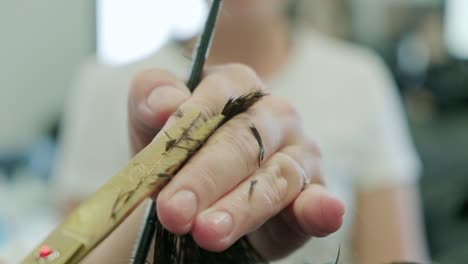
[271,97,302,123]
[203,71,230,88]
[200,74,239,102]
[192,166,219,201]
[265,152,303,204]
[278,152,304,187]
[224,63,265,91]
[262,158,295,212]
[218,125,259,173]
[226,63,257,78]
[187,101,220,120]
[300,138,322,177]
[263,174,287,213]
[230,195,253,221]
[303,137,322,158]
[202,64,265,99]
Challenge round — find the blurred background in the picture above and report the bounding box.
[1,0,467,262]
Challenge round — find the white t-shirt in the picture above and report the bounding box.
[53,29,420,264]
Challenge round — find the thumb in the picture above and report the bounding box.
[128,68,191,153]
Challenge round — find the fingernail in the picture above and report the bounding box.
[168,190,198,223]
[205,211,234,237]
[146,86,176,113]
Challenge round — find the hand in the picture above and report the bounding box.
[128,64,345,260]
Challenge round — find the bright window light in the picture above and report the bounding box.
[445,0,468,59]
[97,0,206,65]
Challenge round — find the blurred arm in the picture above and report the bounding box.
[351,52,430,263]
[354,184,429,264]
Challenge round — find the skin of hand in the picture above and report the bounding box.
[128,64,345,260]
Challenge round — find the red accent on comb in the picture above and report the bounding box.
[38,245,53,258]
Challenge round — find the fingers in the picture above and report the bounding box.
[128,68,190,152]
[190,144,313,251]
[156,95,303,235]
[293,184,345,237]
[165,63,266,125]
[128,64,264,153]
[248,184,345,260]
[127,64,345,255]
